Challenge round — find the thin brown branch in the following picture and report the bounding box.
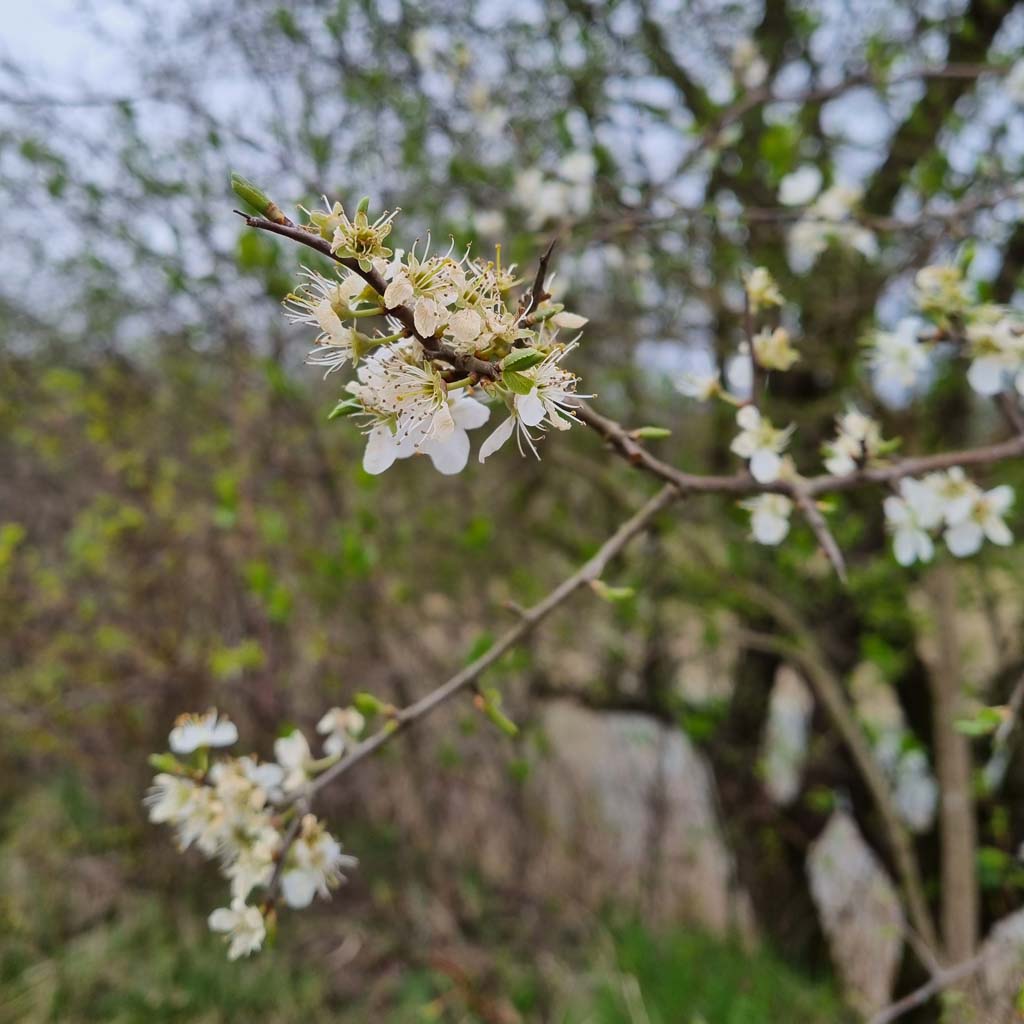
[522,237,557,320]
[791,485,847,582]
[868,948,991,1024]
[267,485,678,880]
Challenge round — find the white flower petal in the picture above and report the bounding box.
[451,396,491,430]
[967,357,1006,396]
[281,869,318,909]
[478,416,515,462]
[749,449,781,483]
[362,426,399,475]
[945,521,983,558]
[517,389,546,427]
[423,429,471,475]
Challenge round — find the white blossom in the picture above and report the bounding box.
[914,265,969,318]
[752,327,799,371]
[169,710,238,755]
[787,183,877,271]
[944,484,1014,557]
[869,318,929,389]
[965,312,1024,396]
[822,408,885,476]
[479,346,587,461]
[730,405,794,483]
[677,370,721,401]
[922,466,980,526]
[741,493,793,545]
[225,827,279,901]
[731,38,768,90]
[778,165,822,207]
[883,478,944,566]
[145,774,198,824]
[208,900,266,960]
[280,815,358,909]
[317,706,366,757]
[274,729,316,792]
[744,266,783,312]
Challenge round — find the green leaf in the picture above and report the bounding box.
[633,426,672,440]
[231,172,273,215]
[477,687,519,738]
[353,692,385,718]
[328,397,362,421]
[502,348,546,373]
[954,706,1005,737]
[590,579,636,603]
[502,369,535,396]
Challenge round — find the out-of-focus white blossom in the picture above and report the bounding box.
[225,827,279,901]
[513,152,595,228]
[914,265,969,319]
[883,478,943,566]
[317,706,366,757]
[787,183,877,271]
[274,729,316,792]
[731,37,768,90]
[869,319,929,389]
[752,327,799,371]
[169,710,238,755]
[148,708,364,959]
[964,309,1024,396]
[883,469,1014,564]
[822,408,886,476]
[208,900,267,960]
[741,493,793,545]
[778,165,822,207]
[280,814,358,909]
[677,370,721,401]
[943,484,1014,557]
[744,266,783,312]
[730,405,794,483]
[145,774,197,824]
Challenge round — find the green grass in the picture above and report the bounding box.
[559,923,851,1024]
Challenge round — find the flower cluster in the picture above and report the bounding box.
[285,200,590,474]
[822,408,895,476]
[868,264,1024,399]
[783,175,878,272]
[146,706,366,958]
[674,264,1018,562]
[883,469,1014,566]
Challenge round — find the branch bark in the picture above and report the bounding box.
[925,566,979,964]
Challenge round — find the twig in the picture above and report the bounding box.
[267,485,678,877]
[792,485,847,582]
[522,237,557,320]
[868,949,991,1024]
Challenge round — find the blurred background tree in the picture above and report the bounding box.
[2,1,1024,1020]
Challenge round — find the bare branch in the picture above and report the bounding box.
[266,485,679,878]
[869,949,991,1024]
[522,237,557,320]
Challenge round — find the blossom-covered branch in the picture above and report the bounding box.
[147,484,677,957]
